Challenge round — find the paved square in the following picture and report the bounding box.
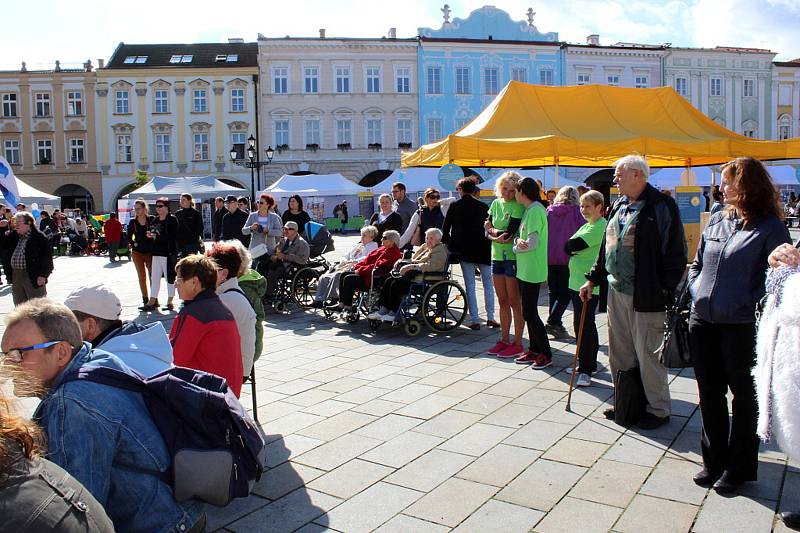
[2,233,797,532]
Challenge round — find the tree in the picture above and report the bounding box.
[135,169,149,186]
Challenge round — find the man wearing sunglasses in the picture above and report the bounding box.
[1,298,204,532]
[264,221,309,297]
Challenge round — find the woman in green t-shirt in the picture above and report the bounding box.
[484,172,526,358]
[567,190,608,387]
[512,177,553,369]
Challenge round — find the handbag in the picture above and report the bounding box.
[660,272,692,368]
[614,367,647,427]
[250,243,268,258]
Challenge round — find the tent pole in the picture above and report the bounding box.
[555,156,560,189]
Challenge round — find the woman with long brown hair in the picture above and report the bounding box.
[0,376,113,531]
[687,157,791,494]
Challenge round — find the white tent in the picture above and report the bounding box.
[17,178,59,206]
[369,167,441,195]
[125,176,245,201]
[648,167,715,188]
[263,173,365,219]
[480,168,583,195]
[767,165,799,185]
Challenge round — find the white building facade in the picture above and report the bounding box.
[773,59,800,141]
[257,33,418,184]
[564,38,665,90]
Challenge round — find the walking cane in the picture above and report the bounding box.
[566,299,588,412]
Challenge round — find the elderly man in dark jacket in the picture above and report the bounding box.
[212,196,225,241]
[6,211,54,304]
[581,155,687,430]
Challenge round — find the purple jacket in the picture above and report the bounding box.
[547,203,585,266]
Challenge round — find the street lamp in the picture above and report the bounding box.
[229,134,274,203]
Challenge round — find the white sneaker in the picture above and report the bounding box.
[367,311,382,320]
[380,312,396,323]
[575,373,592,387]
[566,366,598,376]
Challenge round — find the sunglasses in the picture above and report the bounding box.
[156,204,167,208]
[428,195,441,200]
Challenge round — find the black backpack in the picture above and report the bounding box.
[62,365,267,506]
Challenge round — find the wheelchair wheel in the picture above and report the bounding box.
[274,300,287,313]
[422,280,467,332]
[292,268,320,308]
[404,319,421,336]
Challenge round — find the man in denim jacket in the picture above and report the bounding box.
[1,298,204,533]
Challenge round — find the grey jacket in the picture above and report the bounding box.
[277,235,310,265]
[0,442,114,532]
[689,211,790,324]
[242,211,284,254]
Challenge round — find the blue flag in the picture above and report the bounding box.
[0,156,21,212]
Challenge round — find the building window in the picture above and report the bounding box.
[454,118,470,130]
[2,93,16,117]
[366,67,381,93]
[710,77,722,97]
[4,140,19,164]
[335,67,351,93]
[36,140,52,163]
[577,73,591,85]
[743,78,755,98]
[69,139,85,163]
[304,119,320,146]
[304,67,319,94]
[336,119,352,145]
[779,115,792,140]
[455,67,471,95]
[427,118,442,142]
[397,119,412,145]
[426,66,442,95]
[116,134,132,162]
[366,119,382,145]
[193,133,209,160]
[607,74,620,87]
[35,93,51,116]
[169,54,193,64]
[512,68,528,83]
[115,90,129,114]
[230,88,245,112]
[231,132,246,159]
[154,89,169,113]
[483,68,499,95]
[743,129,756,138]
[192,89,207,113]
[539,70,554,86]
[675,77,688,97]
[216,54,238,63]
[273,67,288,94]
[155,133,171,161]
[396,67,410,93]
[274,120,289,147]
[66,91,82,115]
[635,75,649,88]
[123,55,148,64]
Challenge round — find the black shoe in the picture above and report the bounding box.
[693,468,722,487]
[603,408,615,420]
[780,512,800,530]
[310,301,324,309]
[713,471,746,495]
[636,413,670,430]
[545,323,567,337]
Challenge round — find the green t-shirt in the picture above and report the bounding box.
[568,217,608,294]
[515,203,548,283]
[489,198,525,261]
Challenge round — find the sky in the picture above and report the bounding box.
[2,0,800,70]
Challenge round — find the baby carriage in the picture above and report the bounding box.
[305,220,335,257]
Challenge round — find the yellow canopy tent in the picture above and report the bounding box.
[401,81,800,169]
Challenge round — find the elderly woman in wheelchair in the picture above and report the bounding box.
[310,225,379,309]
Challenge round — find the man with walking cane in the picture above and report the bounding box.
[578,155,687,428]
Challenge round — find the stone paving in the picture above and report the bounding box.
[2,233,799,533]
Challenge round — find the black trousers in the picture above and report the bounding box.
[339,273,368,307]
[379,276,413,311]
[689,317,759,480]
[570,290,599,374]
[265,260,288,296]
[519,280,551,356]
[547,265,571,326]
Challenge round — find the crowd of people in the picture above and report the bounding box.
[3,153,800,530]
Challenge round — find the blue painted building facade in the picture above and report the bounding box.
[417,5,563,145]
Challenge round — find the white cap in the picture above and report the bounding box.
[64,284,122,321]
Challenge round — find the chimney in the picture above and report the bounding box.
[98,58,105,69]
[319,28,326,39]
[388,27,397,39]
[587,34,600,46]
[228,37,245,44]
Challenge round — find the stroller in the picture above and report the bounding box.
[66,229,89,256]
[304,220,335,258]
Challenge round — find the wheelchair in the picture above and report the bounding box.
[264,245,332,313]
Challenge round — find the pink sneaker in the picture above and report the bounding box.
[497,344,525,359]
[531,353,553,369]
[515,351,538,364]
[487,341,510,355]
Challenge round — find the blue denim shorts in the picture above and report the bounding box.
[491,259,517,277]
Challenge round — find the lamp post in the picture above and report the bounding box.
[229,134,274,204]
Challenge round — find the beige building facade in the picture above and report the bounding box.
[257,33,418,184]
[773,59,800,141]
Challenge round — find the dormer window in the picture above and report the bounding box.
[216,54,238,62]
[123,56,148,64]
[169,55,193,64]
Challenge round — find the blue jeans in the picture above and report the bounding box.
[460,261,495,324]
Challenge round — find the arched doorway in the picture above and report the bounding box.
[584,168,615,208]
[358,169,393,187]
[289,171,317,176]
[54,183,94,214]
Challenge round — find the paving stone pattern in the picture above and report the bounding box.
[2,233,798,532]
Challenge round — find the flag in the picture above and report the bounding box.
[0,155,21,212]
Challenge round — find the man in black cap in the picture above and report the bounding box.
[221,195,249,246]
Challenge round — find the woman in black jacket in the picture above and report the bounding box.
[174,193,204,256]
[141,197,179,311]
[7,211,53,305]
[281,195,312,236]
[688,157,791,494]
[369,193,403,242]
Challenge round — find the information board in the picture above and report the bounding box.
[438,164,463,192]
[675,186,703,223]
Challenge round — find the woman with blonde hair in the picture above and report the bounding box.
[312,225,379,308]
[484,171,526,358]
